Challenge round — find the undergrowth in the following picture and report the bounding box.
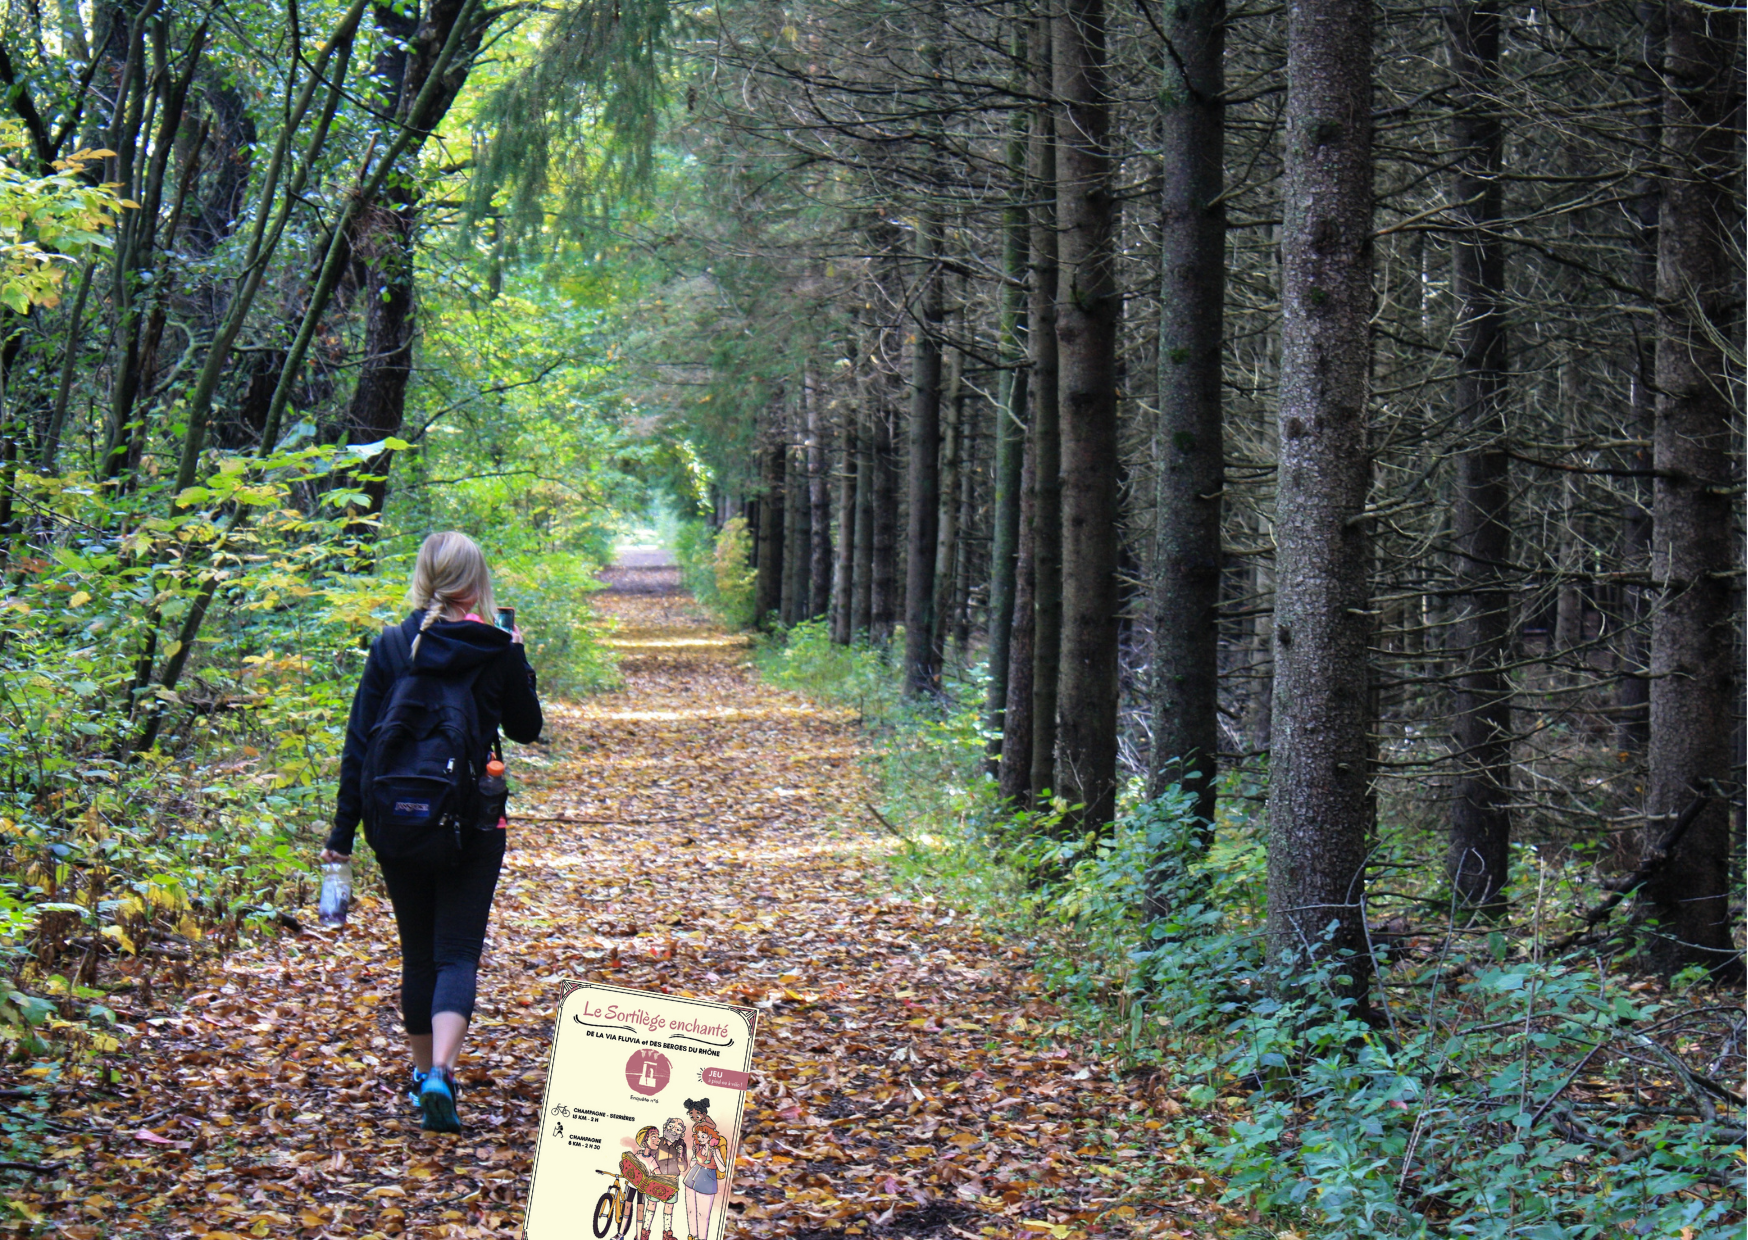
[753,622,1747,1240]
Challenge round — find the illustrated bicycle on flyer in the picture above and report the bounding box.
[592,1168,642,1239]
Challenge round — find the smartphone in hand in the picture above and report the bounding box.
[495,606,516,633]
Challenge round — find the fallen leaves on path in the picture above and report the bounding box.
[1,569,1229,1239]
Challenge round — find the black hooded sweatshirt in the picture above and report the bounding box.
[327,610,543,855]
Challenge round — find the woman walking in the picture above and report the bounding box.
[322,531,542,1132]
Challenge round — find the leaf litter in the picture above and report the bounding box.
[0,565,1228,1239]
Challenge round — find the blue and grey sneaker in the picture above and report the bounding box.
[419,1065,461,1133]
[407,1068,428,1109]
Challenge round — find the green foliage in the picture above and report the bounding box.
[469,0,681,238]
[674,517,756,629]
[496,553,621,697]
[385,269,649,557]
[1199,944,1742,1238]
[0,128,123,312]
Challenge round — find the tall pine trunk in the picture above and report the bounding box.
[903,210,945,694]
[1640,0,1743,980]
[932,347,963,671]
[783,394,808,626]
[1148,0,1225,850]
[1029,15,1063,802]
[1001,407,1040,807]
[832,411,858,644]
[1617,3,1665,753]
[853,399,876,638]
[755,426,786,628]
[871,395,901,642]
[1265,0,1376,997]
[984,148,1030,764]
[1053,0,1121,831]
[808,368,832,620]
[1445,0,1514,911]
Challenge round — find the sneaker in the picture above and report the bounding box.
[419,1066,461,1133]
[407,1067,463,1109]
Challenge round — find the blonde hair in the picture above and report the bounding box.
[407,531,496,659]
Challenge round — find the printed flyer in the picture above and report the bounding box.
[523,982,760,1240]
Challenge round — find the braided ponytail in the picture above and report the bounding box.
[406,532,497,662]
[409,599,445,662]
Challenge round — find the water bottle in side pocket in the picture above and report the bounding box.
[477,756,508,830]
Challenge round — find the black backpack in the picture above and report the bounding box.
[360,626,486,868]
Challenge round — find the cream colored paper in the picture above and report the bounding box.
[523,982,759,1240]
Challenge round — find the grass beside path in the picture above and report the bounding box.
[4,567,1229,1240]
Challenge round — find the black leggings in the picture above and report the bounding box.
[378,827,506,1034]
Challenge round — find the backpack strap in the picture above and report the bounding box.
[378,624,414,680]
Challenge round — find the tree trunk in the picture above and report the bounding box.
[832,411,858,644]
[1445,0,1514,911]
[1001,404,1039,807]
[340,0,486,527]
[984,200,1029,765]
[1029,15,1062,802]
[1617,1,1665,754]
[1245,539,1275,752]
[952,401,977,651]
[1265,0,1376,1000]
[903,211,945,695]
[853,398,876,638]
[1640,0,1743,980]
[755,429,786,628]
[808,369,832,620]
[871,396,901,643]
[783,434,807,626]
[985,18,1032,765]
[932,347,963,672]
[344,207,416,524]
[1052,0,1121,832]
[1148,0,1225,848]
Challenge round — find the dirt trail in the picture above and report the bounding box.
[18,568,1212,1240]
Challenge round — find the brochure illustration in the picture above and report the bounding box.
[523,982,760,1240]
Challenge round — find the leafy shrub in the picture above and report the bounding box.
[1121,811,1745,1239]
[495,552,621,697]
[674,517,755,628]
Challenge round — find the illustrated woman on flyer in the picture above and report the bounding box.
[682,1098,726,1240]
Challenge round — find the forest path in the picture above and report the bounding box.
[27,565,1216,1240]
